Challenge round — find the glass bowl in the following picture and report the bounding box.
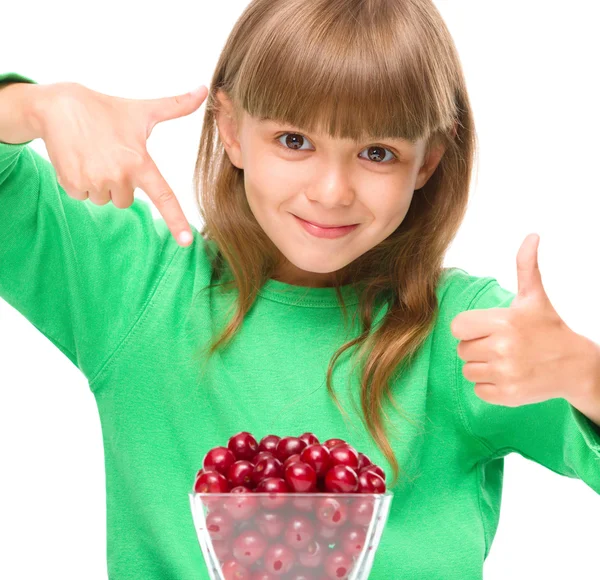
[189,490,393,579]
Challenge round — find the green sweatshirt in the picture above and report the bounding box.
[1,71,599,580]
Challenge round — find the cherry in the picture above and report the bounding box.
[357,452,373,471]
[315,520,339,542]
[324,465,358,493]
[288,570,318,580]
[228,460,255,488]
[275,436,308,463]
[298,432,320,447]
[258,434,281,454]
[300,445,332,478]
[222,559,251,580]
[263,542,296,575]
[322,438,346,450]
[223,487,260,521]
[357,470,386,493]
[212,537,233,561]
[297,538,325,568]
[284,461,318,493]
[315,496,348,528]
[328,444,359,470]
[359,464,386,481]
[283,514,316,550]
[324,549,353,579]
[252,456,284,486]
[284,453,303,470]
[194,470,231,494]
[292,495,317,513]
[228,431,259,462]
[206,509,235,541]
[255,510,286,539]
[203,446,237,477]
[250,570,278,580]
[338,526,366,557]
[255,477,290,510]
[252,451,275,466]
[232,529,269,567]
[348,497,375,527]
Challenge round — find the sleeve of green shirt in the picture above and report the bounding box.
[455,278,600,494]
[0,72,184,389]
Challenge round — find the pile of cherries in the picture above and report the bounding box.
[193,431,387,580]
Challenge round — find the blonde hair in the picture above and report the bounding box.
[191,0,476,488]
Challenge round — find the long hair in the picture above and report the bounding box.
[191,0,477,488]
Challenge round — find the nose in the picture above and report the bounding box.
[305,163,356,208]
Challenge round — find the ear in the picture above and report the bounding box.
[413,140,447,190]
[214,90,244,170]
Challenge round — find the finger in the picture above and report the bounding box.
[146,85,209,127]
[110,182,135,209]
[88,182,113,206]
[133,156,193,247]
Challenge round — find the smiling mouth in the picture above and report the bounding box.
[293,215,358,228]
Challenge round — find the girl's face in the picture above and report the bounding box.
[215,91,447,287]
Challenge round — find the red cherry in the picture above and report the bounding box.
[283,514,315,550]
[252,451,275,466]
[324,549,353,579]
[322,438,346,450]
[359,464,386,481]
[255,510,286,539]
[206,509,234,541]
[324,465,358,493]
[329,444,359,470]
[315,496,348,528]
[357,452,373,471]
[222,559,251,580]
[223,488,260,521]
[300,445,332,478]
[258,434,281,454]
[228,460,255,488]
[275,436,308,462]
[357,470,386,493]
[232,529,269,567]
[291,495,317,513]
[348,497,375,527]
[315,520,339,542]
[212,537,233,561]
[263,542,296,575]
[252,456,284,486]
[298,432,320,447]
[250,570,278,580]
[283,453,303,470]
[203,446,237,477]
[255,477,290,510]
[284,461,317,493]
[297,539,325,568]
[228,431,260,462]
[194,470,231,493]
[338,525,366,557]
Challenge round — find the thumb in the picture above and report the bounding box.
[147,85,209,125]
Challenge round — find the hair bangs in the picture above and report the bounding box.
[231,0,452,145]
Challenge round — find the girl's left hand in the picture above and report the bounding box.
[451,233,597,408]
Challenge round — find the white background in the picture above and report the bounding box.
[1,1,599,578]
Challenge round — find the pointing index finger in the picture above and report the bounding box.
[133,156,193,247]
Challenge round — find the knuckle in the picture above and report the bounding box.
[155,188,175,204]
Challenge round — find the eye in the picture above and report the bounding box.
[275,132,398,165]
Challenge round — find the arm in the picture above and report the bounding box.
[0,81,45,145]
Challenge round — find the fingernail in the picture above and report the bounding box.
[179,231,193,245]
[190,85,206,95]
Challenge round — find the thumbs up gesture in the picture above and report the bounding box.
[451,234,599,409]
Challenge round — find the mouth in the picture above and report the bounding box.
[292,215,359,228]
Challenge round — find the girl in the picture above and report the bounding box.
[0,0,598,578]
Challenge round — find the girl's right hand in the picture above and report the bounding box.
[31,81,208,247]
